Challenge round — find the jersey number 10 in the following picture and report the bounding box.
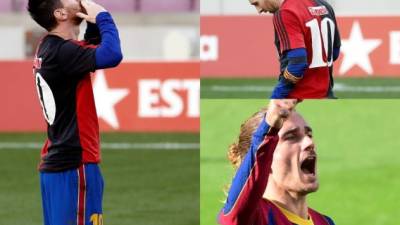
[306,18,336,68]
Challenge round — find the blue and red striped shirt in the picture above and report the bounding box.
[218,119,334,225]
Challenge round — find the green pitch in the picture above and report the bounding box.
[0,132,199,225]
[201,78,400,98]
[201,99,400,225]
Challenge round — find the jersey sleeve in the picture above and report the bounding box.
[57,41,96,78]
[218,118,279,225]
[273,9,305,53]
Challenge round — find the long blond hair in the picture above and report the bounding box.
[223,108,268,198]
[227,108,268,170]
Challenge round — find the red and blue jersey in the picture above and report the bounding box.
[218,119,335,225]
[272,0,341,98]
[34,35,100,172]
[33,12,122,172]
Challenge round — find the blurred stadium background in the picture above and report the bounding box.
[0,1,199,225]
[200,0,400,98]
[201,99,400,225]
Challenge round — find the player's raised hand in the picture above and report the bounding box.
[266,99,298,129]
[76,0,107,24]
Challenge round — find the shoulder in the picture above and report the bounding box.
[36,35,66,62]
[323,215,335,225]
[59,40,95,52]
[309,208,335,225]
[68,40,97,49]
[56,39,96,60]
[322,215,335,225]
[276,0,303,20]
[280,0,303,13]
[273,8,301,26]
[37,36,79,58]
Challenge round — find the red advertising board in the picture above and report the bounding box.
[201,16,400,77]
[0,61,199,132]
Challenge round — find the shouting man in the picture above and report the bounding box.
[219,99,335,225]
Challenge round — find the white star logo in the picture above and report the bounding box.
[339,21,382,75]
[93,70,129,129]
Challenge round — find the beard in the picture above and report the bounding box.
[72,16,84,25]
[66,2,85,25]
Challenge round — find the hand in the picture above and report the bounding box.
[266,99,298,129]
[76,0,107,24]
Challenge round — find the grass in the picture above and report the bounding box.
[200,99,400,225]
[201,77,400,98]
[0,132,199,225]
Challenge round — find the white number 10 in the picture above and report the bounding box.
[306,18,336,68]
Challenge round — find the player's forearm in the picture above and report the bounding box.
[219,119,279,224]
[95,12,123,69]
[271,48,307,99]
[284,48,308,83]
[84,22,101,45]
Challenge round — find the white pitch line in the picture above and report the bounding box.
[209,83,400,93]
[0,142,199,150]
[210,85,274,92]
[333,83,400,92]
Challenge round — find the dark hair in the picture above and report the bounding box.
[27,0,63,31]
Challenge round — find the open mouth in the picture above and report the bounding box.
[300,155,316,175]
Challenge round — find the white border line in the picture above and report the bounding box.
[0,142,199,150]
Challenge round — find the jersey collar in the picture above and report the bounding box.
[271,201,314,225]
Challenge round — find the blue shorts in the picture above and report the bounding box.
[40,164,104,225]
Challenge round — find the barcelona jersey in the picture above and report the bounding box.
[218,120,335,225]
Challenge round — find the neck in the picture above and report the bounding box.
[49,23,80,40]
[264,180,308,219]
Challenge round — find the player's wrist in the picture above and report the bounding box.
[264,116,280,135]
[265,114,284,130]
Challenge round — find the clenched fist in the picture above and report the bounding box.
[266,99,298,129]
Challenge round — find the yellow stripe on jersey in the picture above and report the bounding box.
[283,69,302,84]
[272,202,314,225]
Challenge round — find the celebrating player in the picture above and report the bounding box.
[28,0,122,224]
[218,99,335,225]
[249,0,341,98]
